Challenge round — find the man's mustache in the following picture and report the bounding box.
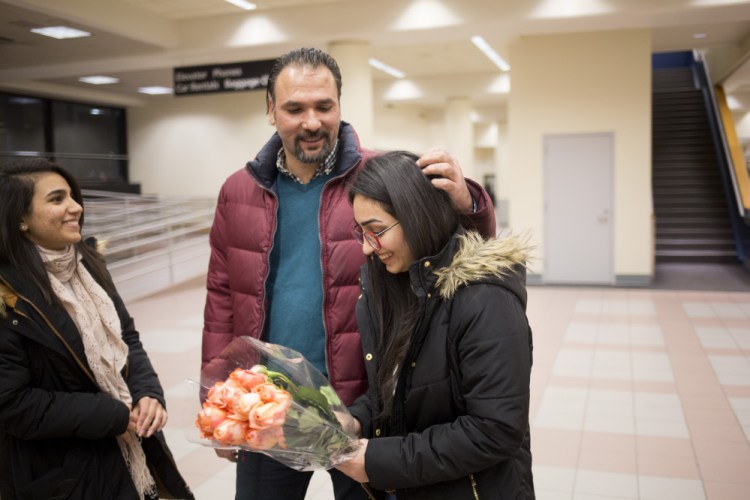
[298,132,326,141]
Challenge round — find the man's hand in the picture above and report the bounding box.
[416,148,473,214]
[132,396,168,438]
[215,449,239,462]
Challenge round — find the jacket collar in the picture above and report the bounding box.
[409,230,531,308]
[246,121,362,189]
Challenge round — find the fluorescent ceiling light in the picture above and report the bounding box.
[79,76,119,85]
[225,0,257,10]
[369,58,405,79]
[31,26,91,39]
[138,86,173,95]
[488,74,511,94]
[530,0,612,18]
[726,95,743,110]
[392,0,461,31]
[693,33,707,39]
[471,36,510,72]
[383,80,423,101]
[229,16,285,47]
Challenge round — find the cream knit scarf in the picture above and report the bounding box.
[37,245,155,500]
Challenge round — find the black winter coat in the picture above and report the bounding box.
[0,264,194,500]
[349,231,535,500]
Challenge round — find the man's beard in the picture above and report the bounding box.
[294,131,333,164]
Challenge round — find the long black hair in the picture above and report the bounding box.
[0,158,117,304]
[349,151,460,416]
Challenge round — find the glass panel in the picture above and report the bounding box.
[54,157,127,184]
[51,101,127,182]
[0,94,46,152]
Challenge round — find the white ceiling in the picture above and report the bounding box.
[0,0,749,115]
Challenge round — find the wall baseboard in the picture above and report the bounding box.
[526,274,652,287]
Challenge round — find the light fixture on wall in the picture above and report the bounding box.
[471,35,510,72]
[138,86,173,95]
[369,58,406,79]
[225,0,257,10]
[79,76,119,85]
[31,26,91,39]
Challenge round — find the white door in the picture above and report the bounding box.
[544,133,614,284]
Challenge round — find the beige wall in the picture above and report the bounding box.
[508,29,654,279]
[128,91,270,197]
[736,109,750,138]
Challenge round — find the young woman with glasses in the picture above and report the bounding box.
[336,151,536,499]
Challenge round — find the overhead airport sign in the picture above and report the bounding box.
[173,59,275,96]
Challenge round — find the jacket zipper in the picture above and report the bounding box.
[359,483,378,500]
[255,182,278,338]
[470,473,479,500]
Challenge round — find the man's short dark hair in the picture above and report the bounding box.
[265,47,343,113]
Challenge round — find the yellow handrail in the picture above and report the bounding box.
[715,85,750,214]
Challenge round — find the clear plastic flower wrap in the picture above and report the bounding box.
[186,336,360,471]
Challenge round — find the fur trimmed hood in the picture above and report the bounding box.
[0,281,16,319]
[432,231,531,300]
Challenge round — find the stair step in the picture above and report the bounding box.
[655,253,738,264]
[656,229,733,238]
[656,240,735,249]
[655,219,732,228]
[652,166,719,173]
[655,248,737,257]
[653,171,720,180]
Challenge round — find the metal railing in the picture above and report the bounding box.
[82,189,215,302]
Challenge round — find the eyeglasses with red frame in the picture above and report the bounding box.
[351,221,400,251]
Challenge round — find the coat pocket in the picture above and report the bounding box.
[20,448,84,500]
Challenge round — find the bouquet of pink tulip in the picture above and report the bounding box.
[188,336,359,471]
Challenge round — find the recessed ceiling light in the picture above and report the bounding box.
[79,76,119,85]
[138,86,173,95]
[693,33,707,39]
[369,58,406,79]
[471,35,510,72]
[31,26,91,39]
[225,0,257,10]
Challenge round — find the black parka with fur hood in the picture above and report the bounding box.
[349,230,535,500]
[0,263,194,500]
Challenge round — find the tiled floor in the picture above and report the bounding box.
[128,276,750,499]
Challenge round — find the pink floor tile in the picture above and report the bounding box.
[688,422,748,444]
[703,480,750,500]
[531,428,581,468]
[636,453,701,479]
[636,436,694,457]
[697,456,750,484]
[578,448,638,474]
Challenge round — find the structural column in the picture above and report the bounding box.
[445,96,475,181]
[328,41,373,146]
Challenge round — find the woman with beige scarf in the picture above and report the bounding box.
[0,159,193,500]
